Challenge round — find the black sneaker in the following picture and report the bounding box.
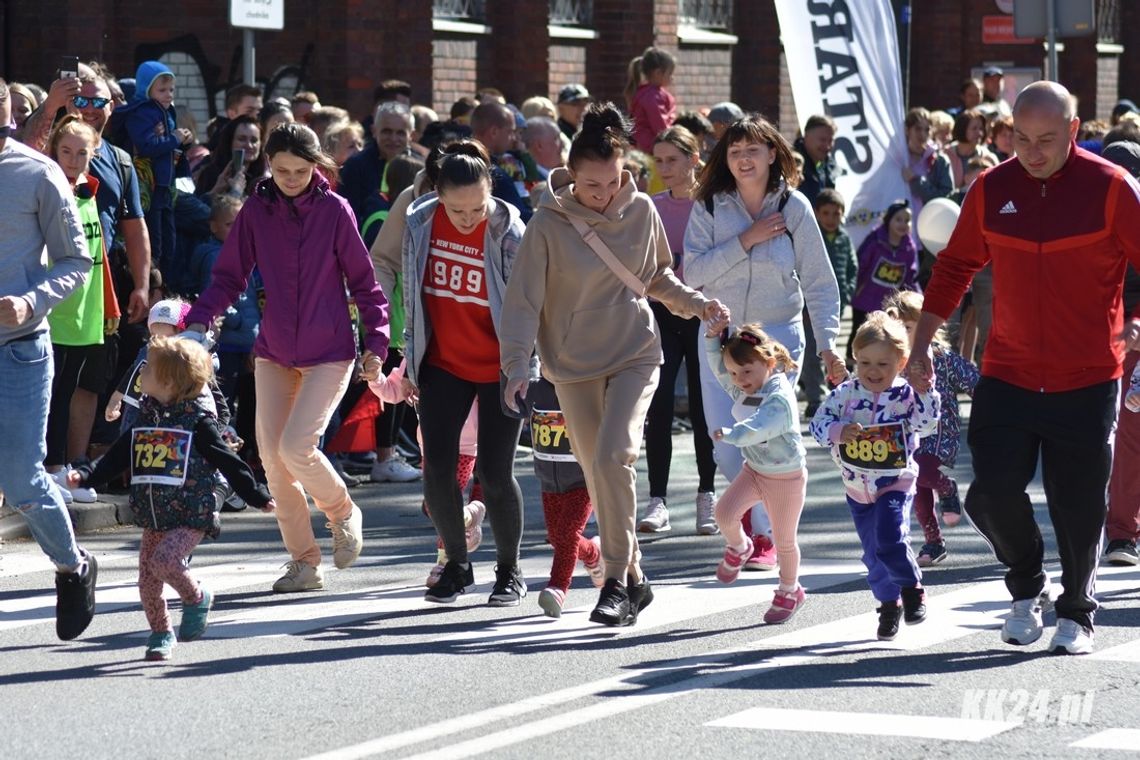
[488,564,527,607]
[628,574,654,623]
[424,561,474,603]
[900,586,927,625]
[1106,539,1140,566]
[56,549,98,641]
[876,602,902,641]
[589,578,634,626]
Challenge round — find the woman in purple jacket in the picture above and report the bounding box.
[187,123,390,594]
[847,200,919,362]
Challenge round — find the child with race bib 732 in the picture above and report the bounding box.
[809,311,940,641]
[706,324,808,624]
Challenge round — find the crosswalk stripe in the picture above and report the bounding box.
[305,565,1140,760]
[1070,728,1140,749]
[706,706,1019,742]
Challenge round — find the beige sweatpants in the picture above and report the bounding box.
[255,358,355,567]
[555,363,659,582]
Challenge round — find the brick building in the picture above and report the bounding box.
[0,0,1133,140]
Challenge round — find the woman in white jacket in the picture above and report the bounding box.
[683,116,845,567]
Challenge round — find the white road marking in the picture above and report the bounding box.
[1070,728,1140,750]
[304,566,1140,760]
[0,549,135,579]
[706,706,1019,741]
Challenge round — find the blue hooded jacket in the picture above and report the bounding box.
[116,61,182,191]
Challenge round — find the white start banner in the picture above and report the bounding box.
[774,0,910,247]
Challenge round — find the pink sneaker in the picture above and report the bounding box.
[581,536,605,588]
[464,500,486,553]
[716,537,755,584]
[764,586,806,624]
[744,534,777,571]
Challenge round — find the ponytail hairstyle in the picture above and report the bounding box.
[568,102,630,169]
[624,46,677,109]
[431,138,491,195]
[264,122,340,184]
[722,323,798,373]
[695,116,799,204]
[883,289,947,352]
[851,311,911,361]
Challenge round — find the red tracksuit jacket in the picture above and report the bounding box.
[923,146,1140,392]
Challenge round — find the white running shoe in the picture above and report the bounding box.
[637,497,671,533]
[695,491,719,535]
[1001,597,1044,645]
[48,469,74,504]
[272,560,324,593]
[1048,618,1094,655]
[370,455,423,483]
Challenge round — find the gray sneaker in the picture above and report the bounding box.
[695,492,719,535]
[327,505,363,569]
[638,497,671,533]
[1001,597,1044,645]
[272,560,324,593]
[1048,618,1094,655]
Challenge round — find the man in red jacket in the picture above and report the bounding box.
[908,81,1140,655]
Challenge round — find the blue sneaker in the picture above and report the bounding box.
[145,631,176,661]
[178,588,213,641]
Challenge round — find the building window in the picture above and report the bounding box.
[433,0,486,21]
[549,0,593,27]
[1097,0,1119,43]
[678,0,733,30]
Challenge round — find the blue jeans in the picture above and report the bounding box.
[847,490,921,603]
[0,332,82,568]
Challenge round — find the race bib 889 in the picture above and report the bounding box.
[839,423,908,471]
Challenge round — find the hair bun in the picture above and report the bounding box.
[580,103,630,139]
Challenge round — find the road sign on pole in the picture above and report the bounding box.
[230,0,284,30]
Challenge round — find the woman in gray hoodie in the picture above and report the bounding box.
[683,116,844,567]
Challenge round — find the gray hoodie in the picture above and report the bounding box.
[683,184,840,354]
[402,192,526,385]
[0,138,91,344]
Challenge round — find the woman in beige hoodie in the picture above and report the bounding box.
[500,104,730,627]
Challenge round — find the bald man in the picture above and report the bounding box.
[908,82,1140,654]
[470,102,533,222]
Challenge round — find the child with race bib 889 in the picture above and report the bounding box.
[70,336,274,661]
[706,324,808,624]
[810,311,941,641]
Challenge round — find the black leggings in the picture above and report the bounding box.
[46,343,103,467]
[645,302,716,497]
[418,362,524,566]
[375,349,407,448]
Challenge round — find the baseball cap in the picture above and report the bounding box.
[1102,141,1140,178]
[708,101,745,125]
[1112,99,1138,121]
[557,84,590,104]
[148,299,191,330]
[982,65,1004,78]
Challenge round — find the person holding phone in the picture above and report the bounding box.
[399,140,529,607]
[193,115,266,199]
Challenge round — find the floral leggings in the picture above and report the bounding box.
[139,527,205,633]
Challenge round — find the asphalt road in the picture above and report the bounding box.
[2,411,1140,760]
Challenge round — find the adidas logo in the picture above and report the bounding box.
[999,200,1018,214]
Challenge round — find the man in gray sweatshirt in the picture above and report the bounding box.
[0,78,99,640]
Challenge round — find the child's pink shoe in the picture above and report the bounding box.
[716,537,754,584]
[581,536,605,588]
[464,500,486,552]
[763,586,806,624]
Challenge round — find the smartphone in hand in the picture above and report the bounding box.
[60,56,80,79]
[230,148,246,176]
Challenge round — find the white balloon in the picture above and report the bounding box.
[916,197,961,255]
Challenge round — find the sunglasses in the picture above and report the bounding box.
[72,96,111,109]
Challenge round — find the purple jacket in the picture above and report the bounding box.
[188,174,389,367]
[851,224,920,313]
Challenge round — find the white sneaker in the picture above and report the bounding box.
[327,505,363,569]
[464,500,486,552]
[272,560,324,593]
[370,455,422,483]
[638,497,671,533]
[1049,618,1094,655]
[70,486,97,504]
[1001,597,1044,645]
[695,491,719,535]
[48,469,74,504]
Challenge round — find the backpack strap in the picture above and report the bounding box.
[567,217,646,298]
[704,195,714,217]
[777,189,794,243]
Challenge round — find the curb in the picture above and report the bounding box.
[0,495,128,543]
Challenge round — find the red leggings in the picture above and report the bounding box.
[542,488,600,591]
[914,453,956,545]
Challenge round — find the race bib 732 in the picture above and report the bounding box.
[131,427,193,486]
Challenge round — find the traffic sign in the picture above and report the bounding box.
[230,0,284,30]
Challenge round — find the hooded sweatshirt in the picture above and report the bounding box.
[682,183,841,356]
[500,168,709,385]
[188,173,389,367]
[117,61,182,191]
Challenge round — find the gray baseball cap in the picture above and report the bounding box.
[708,101,745,124]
